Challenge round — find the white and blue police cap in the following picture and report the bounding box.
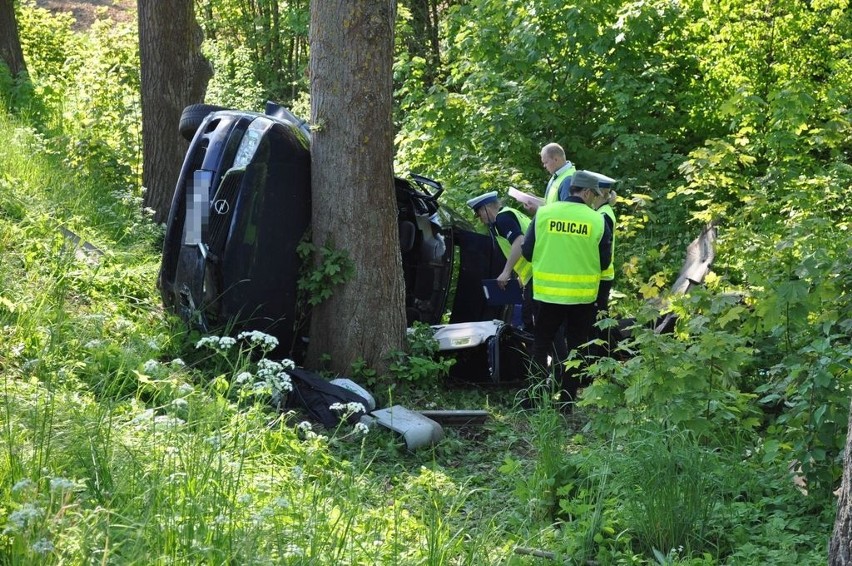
[571,170,617,193]
[569,171,601,191]
[466,191,499,212]
[571,171,615,189]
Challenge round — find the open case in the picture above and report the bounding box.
[432,320,533,385]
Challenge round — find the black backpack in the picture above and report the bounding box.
[284,367,370,429]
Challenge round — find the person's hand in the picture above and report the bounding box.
[496,271,511,289]
[608,190,617,205]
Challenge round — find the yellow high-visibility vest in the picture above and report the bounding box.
[598,203,616,281]
[532,202,604,305]
[544,165,576,204]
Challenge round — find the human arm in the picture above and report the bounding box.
[598,216,613,270]
[557,176,573,201]
[521,221,536,262]
[497,235,525,288]
[494,211,525,288]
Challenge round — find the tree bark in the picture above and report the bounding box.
[830,396,852,564]
[0,0,27,78]
[307,0,405,375]
[138,0,212,223]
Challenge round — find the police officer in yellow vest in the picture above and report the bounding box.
[544,143,576,203]
[467,191,535,329]
[521,170,612,410]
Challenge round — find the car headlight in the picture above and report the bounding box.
[233,117,272,169]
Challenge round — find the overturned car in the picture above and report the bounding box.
[157,102,507,362]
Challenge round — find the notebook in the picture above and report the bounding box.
[481,278,523,305]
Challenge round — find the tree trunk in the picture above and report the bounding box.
[306,0,405,375]
[0,0,27,78]
[138,0,212,223]
[830,396,852,564]
[405,0,442,85]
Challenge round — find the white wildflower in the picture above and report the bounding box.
[11,479,34,494]
[49,477,77,493]
[170,358,186,368]
[252,506,275,524]
[330,402,365,414]
[296,421,312,432]
[177,383,194,395]
[172,398,189,409]
[354,422,370,436]
[237,330,279,352]
[31,538,54,555]
[235,371,253,385]
[283,544,305,557]
[8,503,44,528]
[143,359,160,374]
[195,336,237,351]
[236,493,252,505]
[256,358,282,378]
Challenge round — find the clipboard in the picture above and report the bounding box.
[508,186,544,208]
[481,278,523,305]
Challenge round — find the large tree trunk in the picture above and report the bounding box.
[0,0,27,78]
[138,0,212,223]
[306,0,405,375]
[830,396,852,564]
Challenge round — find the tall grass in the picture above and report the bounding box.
[1,2,843,562]
[1,114,528,561]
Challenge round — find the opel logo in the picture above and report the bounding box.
[214,200,230,214]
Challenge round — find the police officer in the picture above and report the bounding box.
[525,143,576,215]
[521,170,613,410]
[467,191,535,329]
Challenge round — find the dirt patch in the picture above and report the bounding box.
[34,0,135,31]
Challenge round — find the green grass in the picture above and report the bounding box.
[0,109,836,565]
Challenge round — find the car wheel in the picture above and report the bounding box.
[179,104,229,141]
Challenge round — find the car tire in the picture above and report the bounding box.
[179,104,229,141]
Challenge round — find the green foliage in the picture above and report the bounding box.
[15,2,142,215]
[196,0,309,107]
[582,292,761,439]
[385,321,455,386]
[202,41,267,111]
[4,0,851,562]
[0,62,37,115]
[296,239,355,307]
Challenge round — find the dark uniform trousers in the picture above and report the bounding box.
[531,301,597,403]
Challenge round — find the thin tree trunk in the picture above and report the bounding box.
[830,396,852,564]
[0,0,27,78]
